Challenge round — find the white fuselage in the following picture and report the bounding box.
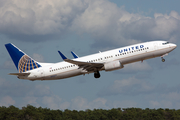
[19,41,176,80]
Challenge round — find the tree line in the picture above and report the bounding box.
[0,105,180,120]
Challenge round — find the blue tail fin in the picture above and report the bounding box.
[5,43,41,73]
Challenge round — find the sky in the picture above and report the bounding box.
[0,0,180,110]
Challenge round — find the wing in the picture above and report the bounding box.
[64,59,104,71]
[58,51,104,72]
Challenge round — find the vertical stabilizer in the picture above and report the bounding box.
[5,43,41,73]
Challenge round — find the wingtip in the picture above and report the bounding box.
[58,51,67,60]
[71,51,79,58]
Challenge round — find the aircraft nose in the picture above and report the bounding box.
[173,44,177,48]
[170,43,177,49]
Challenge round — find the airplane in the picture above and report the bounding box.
[5,41,176,81]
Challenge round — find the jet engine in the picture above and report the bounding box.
[104,60,124,71]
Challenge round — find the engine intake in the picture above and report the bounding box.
[104,60,124,71]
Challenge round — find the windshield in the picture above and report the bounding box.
[162,42,169,45]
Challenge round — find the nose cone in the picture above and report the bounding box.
[172,43,177,48]
[170,43,177,50]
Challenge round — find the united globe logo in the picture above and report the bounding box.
[18,55,41,73]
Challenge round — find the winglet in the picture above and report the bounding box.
[71,51,79,58]
[58,51,67,60]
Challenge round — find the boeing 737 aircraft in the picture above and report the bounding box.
[5,41,176,81]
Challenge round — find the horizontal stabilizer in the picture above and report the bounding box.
[9,73,30,76]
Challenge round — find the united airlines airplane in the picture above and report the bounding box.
[5,41,176,81]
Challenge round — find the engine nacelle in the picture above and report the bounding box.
[104,60,124,71]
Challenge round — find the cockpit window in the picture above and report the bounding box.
[162,42,169,45]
